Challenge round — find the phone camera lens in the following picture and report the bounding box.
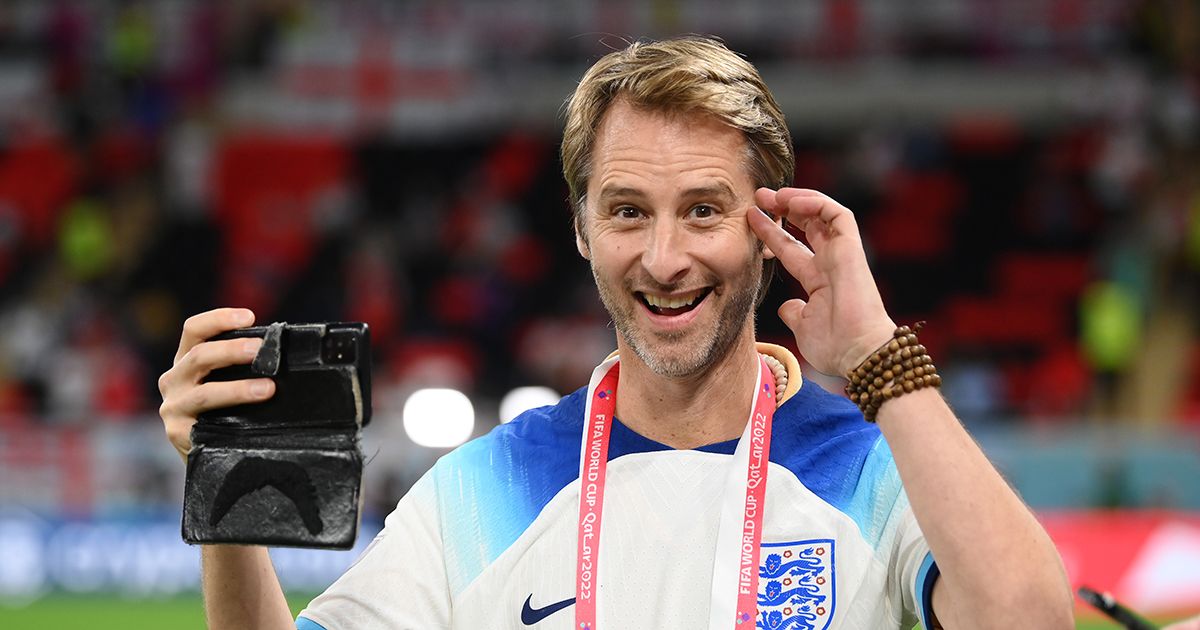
[322,332,357,364]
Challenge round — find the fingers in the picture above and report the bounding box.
[748,202,811,258]
[160,378,275,420]
[158,336,273,459]
[159,336,269,417]
[159,378,276,459]
[747,204,820,290]
[161,338,263,391]
[176,308,256,364]
[778,298,807,331]
[756,187,862,243]
[162,307,264,461]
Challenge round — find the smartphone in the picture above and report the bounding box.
[181,322,372,550]
[200,322,372,430]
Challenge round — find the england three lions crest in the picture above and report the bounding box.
[753,539,835,630]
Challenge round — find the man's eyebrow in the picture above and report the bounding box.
[596,183,739,202]
[680,183,737,201]
[597,185,646,201]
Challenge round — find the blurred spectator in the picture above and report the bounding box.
[1080,280,1143,416]
[58,197,114,281]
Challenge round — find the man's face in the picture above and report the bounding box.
[578,100,764,378]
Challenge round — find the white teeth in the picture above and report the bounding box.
[643,290,704,309]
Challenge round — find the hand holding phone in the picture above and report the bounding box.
[178,320,372,550]
[158,308,276,461]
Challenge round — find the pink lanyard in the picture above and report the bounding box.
[575,356,777,630]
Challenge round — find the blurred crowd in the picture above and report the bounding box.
[0,0,1197,444]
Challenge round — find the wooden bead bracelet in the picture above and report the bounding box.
[845,322,941,422]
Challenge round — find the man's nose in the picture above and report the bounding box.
[641,218,691,285]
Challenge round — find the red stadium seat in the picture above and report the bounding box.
[944,295,1070,346]
[994,252,1093,300]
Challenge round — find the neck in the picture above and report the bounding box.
[614,330,761,450]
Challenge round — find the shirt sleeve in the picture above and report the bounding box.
[847,437,939,628]
[885,486,939,629]
[296,470,451,629]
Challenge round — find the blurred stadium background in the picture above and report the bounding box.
[0,0,1197,628]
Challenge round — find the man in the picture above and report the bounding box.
[159,37,1074,628]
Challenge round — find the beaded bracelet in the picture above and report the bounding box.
[844,322,941,422]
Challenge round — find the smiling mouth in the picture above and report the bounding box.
[636,288,712,316]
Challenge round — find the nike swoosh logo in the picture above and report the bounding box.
[520,594,575,625]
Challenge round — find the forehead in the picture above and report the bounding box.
[588,101,754,194]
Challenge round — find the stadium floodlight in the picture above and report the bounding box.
[498,386,561,424]
[403,388,475,448]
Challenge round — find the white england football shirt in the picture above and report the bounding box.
[297,348,938,629]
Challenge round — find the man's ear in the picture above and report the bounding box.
[575,217,591,260]
[759,209,784,260]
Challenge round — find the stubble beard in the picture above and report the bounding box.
[591,255,762,379]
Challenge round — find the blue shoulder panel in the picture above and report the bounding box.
[687,379,882,512]
[767,379,906,547]
[296,616,328,630]
[768,379,881,506]
[434,387,585,595]
[433,385,688,595]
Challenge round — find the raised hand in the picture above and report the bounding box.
[157,308,276,461]
[748,187,896,377]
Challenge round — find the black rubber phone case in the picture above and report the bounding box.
[181,322,371,549]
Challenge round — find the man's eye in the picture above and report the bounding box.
[690,205,717,219]
[616,206,640,219]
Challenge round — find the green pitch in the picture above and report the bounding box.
[0,596,1173,629]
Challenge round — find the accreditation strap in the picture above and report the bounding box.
[574,356,618,629]
[575,355,777,630]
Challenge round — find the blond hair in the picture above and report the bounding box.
[561,36,794,231]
